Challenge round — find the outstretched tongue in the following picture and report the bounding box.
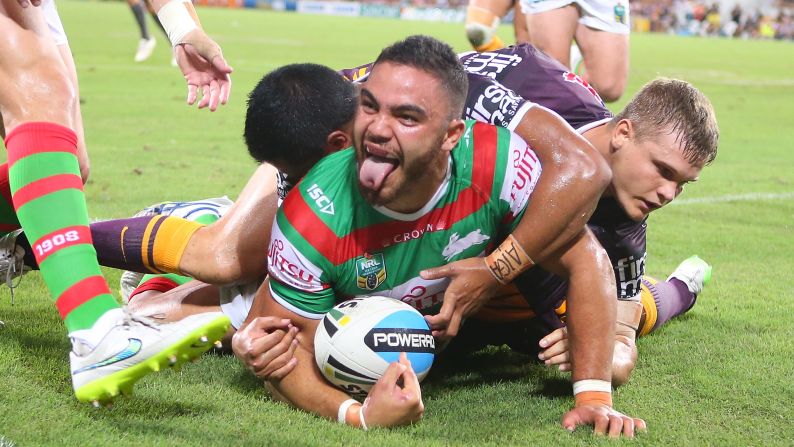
[359,156,397,191]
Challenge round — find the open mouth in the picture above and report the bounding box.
[359,143,399,191]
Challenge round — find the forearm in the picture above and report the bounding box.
[509,107,610,265]
[267,340,362,425]
[557,233,615,384]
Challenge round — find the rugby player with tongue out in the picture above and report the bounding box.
[354,60,464,213]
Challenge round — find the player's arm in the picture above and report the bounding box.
[539,228,645,437]
[149,0,232,110]
[233,279,424,428]
[424,104,610,338]
[178,163,279,284]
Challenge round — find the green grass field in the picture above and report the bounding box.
[1,1,793,445]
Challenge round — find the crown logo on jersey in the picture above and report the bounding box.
[356,253,387,290]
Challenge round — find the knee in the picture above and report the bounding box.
[592,77,627,103]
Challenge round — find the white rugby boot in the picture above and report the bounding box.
[134,38,156,62]
[667,255,713,295]
[70,308,230,406]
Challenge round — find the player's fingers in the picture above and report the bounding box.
[249,328,289,357]
[187,84,198,105]
[446,307,463,338]
[607,415,623,438]
[558,362,571,372]
[208,79,220,111]
[267,357,298,381]
[197,84,211,109]
[593,413,609,436]
[539,327,566,348]
[379,358,408,389]
[621,416,635,438]
[561,409,583,431]
[211,54,234,74]
[543,351,570,367]
[634,418,647,432]
[539,339,569,361]
[260,340,299,378]
[251,317,292,333]
[219,76,231,105]
[420,263,453,280]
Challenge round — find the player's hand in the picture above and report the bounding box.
[173,29,233,111]
[538,327,571,372]
[232,317,299,381]
[562,404,646,438]
[362,352,424,427]
[421,257,500,342]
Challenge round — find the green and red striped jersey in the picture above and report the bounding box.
[267,120,541,319]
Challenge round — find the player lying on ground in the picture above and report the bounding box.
[0,0,234,405]
[236,36,642,434]
[135,55,716,388]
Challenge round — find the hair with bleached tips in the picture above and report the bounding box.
[373,35,469,120]
[613,78,719,165]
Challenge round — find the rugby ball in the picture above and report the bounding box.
[314,296,435,398]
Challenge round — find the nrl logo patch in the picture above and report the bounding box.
[356,253,387,290]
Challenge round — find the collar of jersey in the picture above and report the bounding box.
[372,156,452,221]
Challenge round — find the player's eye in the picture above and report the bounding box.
[399,115,418,126]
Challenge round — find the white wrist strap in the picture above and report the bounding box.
[572,379,612,395]
[157,0,198,47]
[337,399,358,424]
[359,405,368,431]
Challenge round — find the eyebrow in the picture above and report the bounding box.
[657,160,699,183]
[360,88,428,120]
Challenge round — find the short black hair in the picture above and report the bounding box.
[244,63,357,167]
[374,35,468,119]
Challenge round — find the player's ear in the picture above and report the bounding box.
[325,130,352,153]
[441,118,466,153]
[611,118,634,153]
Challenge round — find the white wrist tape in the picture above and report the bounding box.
[337,399,358,424]
[359,405,368,431]
[157,0,198,47]
[572,379,612,395]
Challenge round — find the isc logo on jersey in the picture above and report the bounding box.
[314,297,435,398]
[306,183,334,215]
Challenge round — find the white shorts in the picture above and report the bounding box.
[519,0,630,34]
[219,278,263,330]
[42,0,68,46]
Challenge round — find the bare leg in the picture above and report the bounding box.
[56,43,90,183]
[524,4,579,67]
[574,24,629,102]
[129,280,235,344]
[178,163,280,284]
[513,4,530,45]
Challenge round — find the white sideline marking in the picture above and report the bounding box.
[671,191,794,206]
[89,192,794,221]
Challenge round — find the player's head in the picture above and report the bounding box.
[244,63,357,179]
[354,35,468,210]
[607,78,719,221]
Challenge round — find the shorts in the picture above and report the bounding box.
[519,0,630,34]
[42,0,68,46]
[219,278,263,330]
